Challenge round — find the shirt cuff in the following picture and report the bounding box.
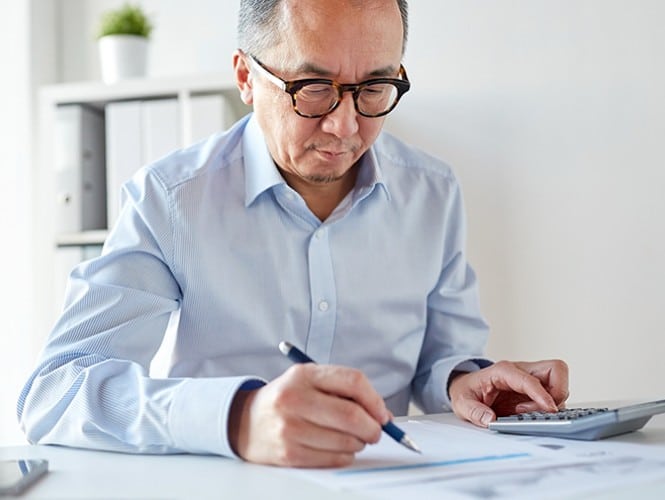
[414,356,491,413]
[444,358,493,404]
[169,376,266,457]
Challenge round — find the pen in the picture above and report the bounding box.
[278,341,422,454]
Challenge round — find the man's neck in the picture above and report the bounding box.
[278,165,359,221]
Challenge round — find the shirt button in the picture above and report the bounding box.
[285,191,295,200]
[315,229,325,239]
[318,300,329,312]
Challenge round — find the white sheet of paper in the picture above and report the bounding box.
[293,419,665,500]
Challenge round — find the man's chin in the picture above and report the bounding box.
[304,174,345,184]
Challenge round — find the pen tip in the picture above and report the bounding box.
[278,341,292,356]
[402,436,422,454]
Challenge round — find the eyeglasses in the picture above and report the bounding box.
[247,54,410,118]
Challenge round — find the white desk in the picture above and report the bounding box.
[3,410,665,499]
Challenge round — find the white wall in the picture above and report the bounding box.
[0,1,31,446]
[57,0,239,81]
[389,0,665,402]
[41,0,665,410]
[0,0,58,445]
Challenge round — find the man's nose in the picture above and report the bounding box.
[320,92,359,138]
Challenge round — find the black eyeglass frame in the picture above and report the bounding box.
[247,54,411,118]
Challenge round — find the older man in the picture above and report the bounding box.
[19,0,568,468]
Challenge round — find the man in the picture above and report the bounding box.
[18,0,568,468]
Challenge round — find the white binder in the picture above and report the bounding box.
[190,93,233,143]
[105,100,143,229]
[105,98,180,228]
[54,105,107,234]
[105,94,234,229]
[142,98,181,163]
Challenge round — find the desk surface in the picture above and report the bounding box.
[2,410,665,500]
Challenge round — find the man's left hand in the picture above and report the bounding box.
[448,360,570,427]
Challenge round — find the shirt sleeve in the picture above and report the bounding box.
[17,166,264,457]
[411,174,493,414]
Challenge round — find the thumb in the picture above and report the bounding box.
[454,397,496,427]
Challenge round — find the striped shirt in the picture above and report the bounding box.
[18,114,490,457]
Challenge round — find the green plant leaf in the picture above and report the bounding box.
[97,3,153,39]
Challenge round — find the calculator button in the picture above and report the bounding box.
[496,407,609,422]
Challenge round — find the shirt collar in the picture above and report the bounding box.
[243,115,286,207]
[242,114,390,207]
[354,143,391,203]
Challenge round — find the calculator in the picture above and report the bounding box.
[488,399,665,440]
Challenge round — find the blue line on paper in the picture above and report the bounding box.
[336,452,531,475]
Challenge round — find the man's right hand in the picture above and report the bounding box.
[228,363,390,467]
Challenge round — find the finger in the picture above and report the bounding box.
[514,401,545,413]
[281,364,384,444]
[256,412,358,467]
[515,360,570,406]
[301,376,383,444]
[290,448,356,468]
[453,396,496,427]
[513,399,567,413]
[305,364,391,424]
[490,361,558,412]
[287,417,368,453]
[275,442,356,468]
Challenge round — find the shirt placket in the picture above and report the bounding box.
[304,225,337,363]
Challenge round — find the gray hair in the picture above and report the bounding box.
[238,0,409,57]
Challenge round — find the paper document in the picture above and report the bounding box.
[294,419,665,500]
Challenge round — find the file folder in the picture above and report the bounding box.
[54,105,107,234]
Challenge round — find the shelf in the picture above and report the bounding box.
[56,230,108,247]
[40,73,240,109]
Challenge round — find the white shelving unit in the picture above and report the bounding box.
[36,73,249,341]
[40,73,248,244]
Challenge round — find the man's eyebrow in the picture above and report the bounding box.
[292,62,331,76]
[292,62,400,79]
[366,65,400,78]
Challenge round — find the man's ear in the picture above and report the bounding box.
[233,50,254,105]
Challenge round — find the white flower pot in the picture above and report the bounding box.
[98,34,149,84]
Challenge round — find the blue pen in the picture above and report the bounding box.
[278,341,422,454]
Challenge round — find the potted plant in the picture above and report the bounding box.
[97,3,154,83]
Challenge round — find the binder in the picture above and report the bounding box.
[105,98,179,228]
[54,105,107,234]
[190,93,233,143]
[105,100,142,228]
[105,94,236,229]
[141,98,180,163]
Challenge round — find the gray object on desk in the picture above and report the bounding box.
[0,459,48,496]
[489,399,665,440]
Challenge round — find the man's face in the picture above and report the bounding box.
[236,0,404,189]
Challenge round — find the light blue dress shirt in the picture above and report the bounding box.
[18,114,490,457]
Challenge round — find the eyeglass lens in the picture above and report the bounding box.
[294,82,400,117]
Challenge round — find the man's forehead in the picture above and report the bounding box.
[280,0,401,34]
[272,0,403,77]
